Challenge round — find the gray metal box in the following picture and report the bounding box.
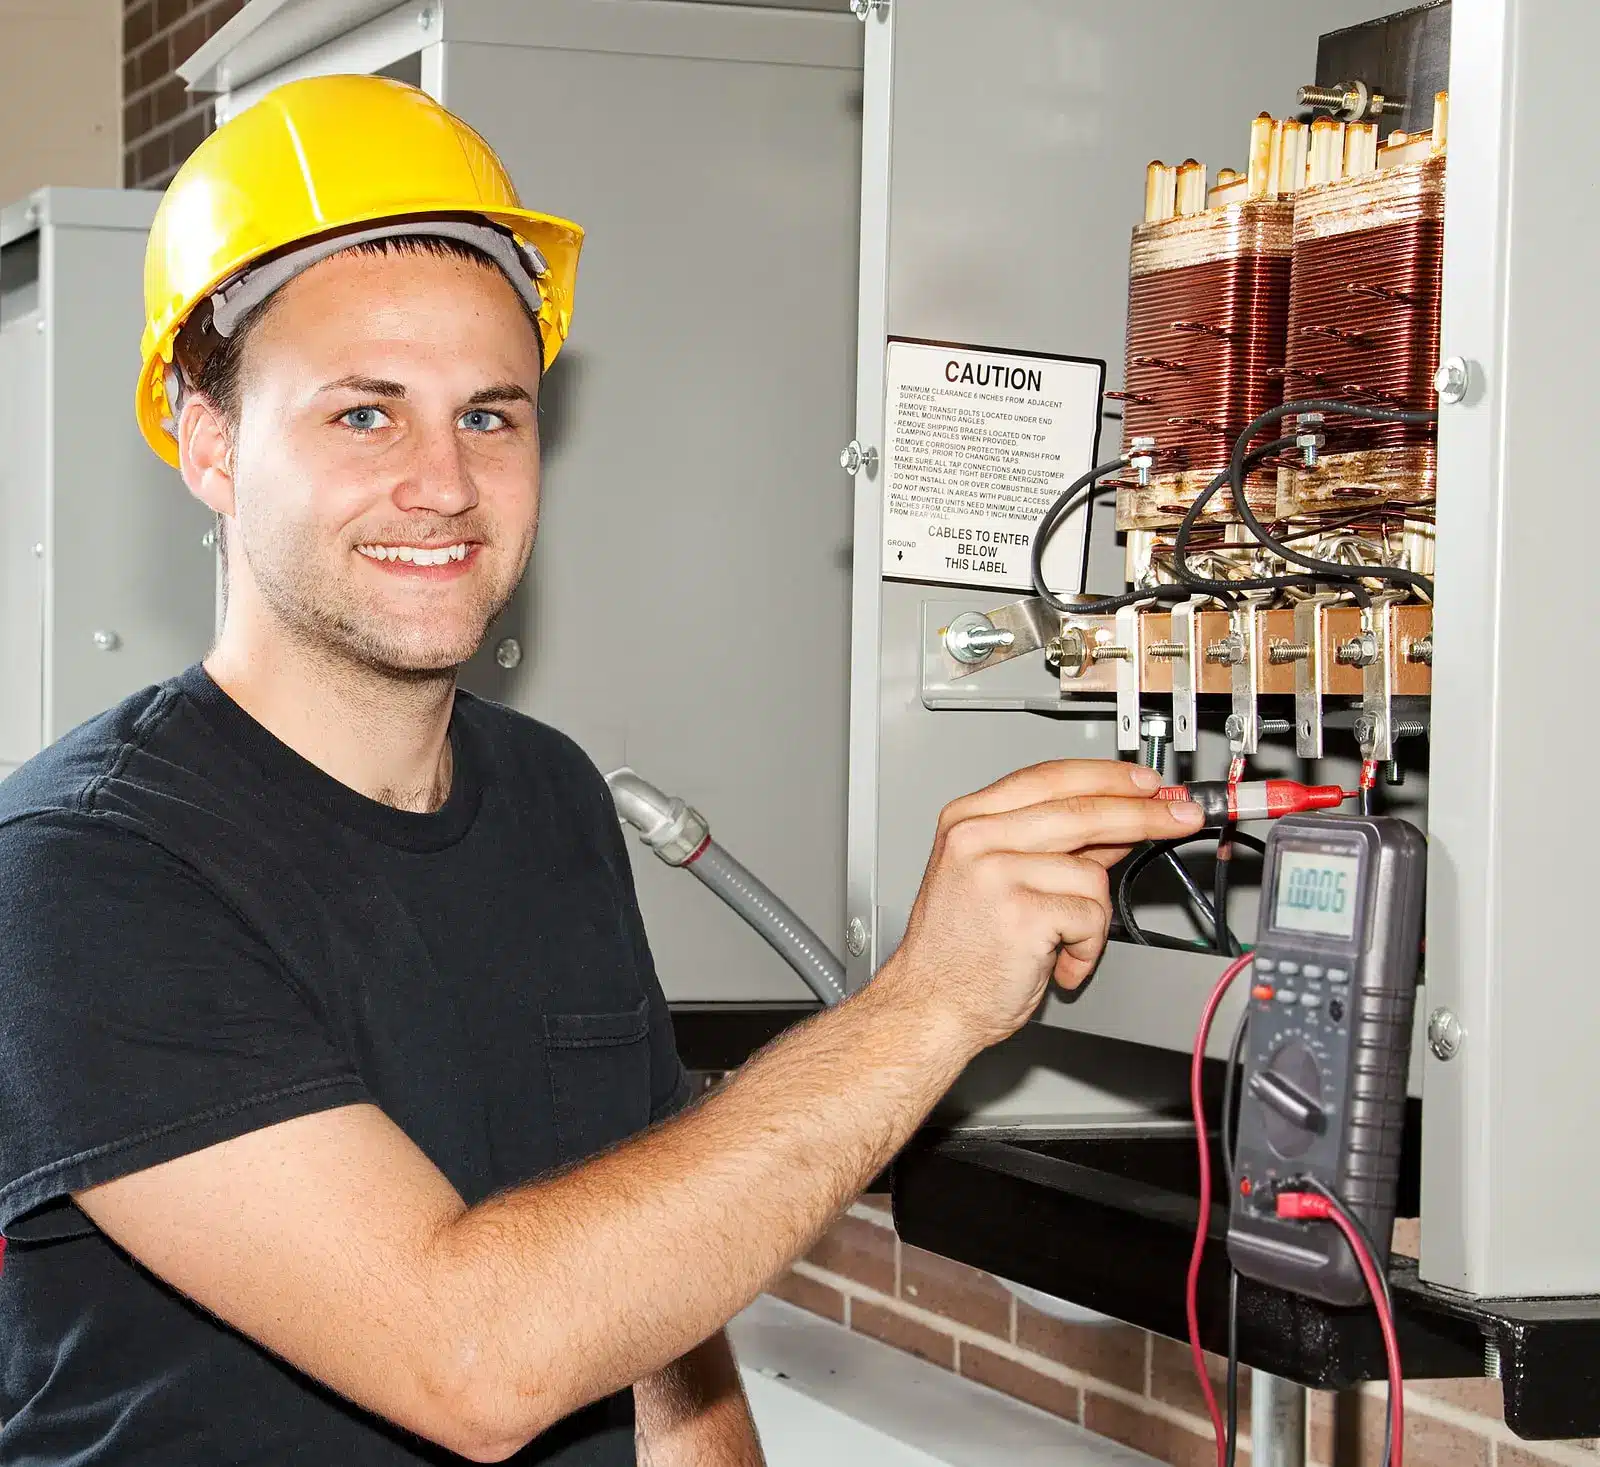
[0,188,216,778]
[183,0,864,1005]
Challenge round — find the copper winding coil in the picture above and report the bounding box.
[1115,202,1292,532]
[1278,157,1445,518]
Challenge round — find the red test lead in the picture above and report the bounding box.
[1155,779,1356,825]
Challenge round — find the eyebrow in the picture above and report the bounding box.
[315,375,533,409]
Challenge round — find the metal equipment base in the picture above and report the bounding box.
[891,1130,1600,1441]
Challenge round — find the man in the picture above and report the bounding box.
[0,75,1203,1464]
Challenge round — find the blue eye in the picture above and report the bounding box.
[340,406,390,432]
[459,409,506,433]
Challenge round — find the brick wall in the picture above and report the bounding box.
[122,0,242,189]
[767,1201,1600,1467]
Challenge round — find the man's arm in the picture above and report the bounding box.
[78,761,1199,1462]
[634,1332,762,1466]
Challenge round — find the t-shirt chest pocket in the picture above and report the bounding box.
[543,999,654,1163]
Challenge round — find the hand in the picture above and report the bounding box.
[881,760,1204,1053]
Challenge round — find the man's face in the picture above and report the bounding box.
[220,248,543,675]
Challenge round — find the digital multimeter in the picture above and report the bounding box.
[1227,813,1427,1306]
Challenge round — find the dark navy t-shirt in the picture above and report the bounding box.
[0,665,690,1464]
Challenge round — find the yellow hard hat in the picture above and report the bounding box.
[135,73,584,466]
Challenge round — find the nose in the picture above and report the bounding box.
[392,419,479,517]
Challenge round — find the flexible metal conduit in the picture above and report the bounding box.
[605,769,846,1008]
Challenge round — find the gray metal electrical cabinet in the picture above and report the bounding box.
[0,189,215,780]
[182,0,864,1006]
[844,0,1600,1305]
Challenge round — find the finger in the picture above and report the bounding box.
[1074,841,1138,871]
[939,759,1165,828]
[945,794,1203,858]
[988,856,1113,957]
[1054,902,1112,990]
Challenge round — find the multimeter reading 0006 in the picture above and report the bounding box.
[1227,814,1427,1307]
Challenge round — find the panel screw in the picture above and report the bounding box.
[840,439,879,476]
[36,318,46,334]
[846,917,868,957]
[1433,357,1470,404]
[1427,1007,1464,1061]
[495,637,522,669]
[32,542,44,558]
[92,630,121,652]
[201,528,217,549]
[850,0,889,16]
[417,6,435,29]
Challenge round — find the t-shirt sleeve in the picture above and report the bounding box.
[0,813,371,1239]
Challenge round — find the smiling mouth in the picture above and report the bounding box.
[355,542,472,565]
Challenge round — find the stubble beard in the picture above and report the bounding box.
[236,510,531,683]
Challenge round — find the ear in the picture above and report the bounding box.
[175,394,238,517]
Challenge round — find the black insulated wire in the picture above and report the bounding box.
[1222,400,1438,601]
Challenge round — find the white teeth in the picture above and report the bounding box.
[357,542,470,564]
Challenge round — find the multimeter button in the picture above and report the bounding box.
[1327,968,1350,984]
[1254,958,1276,974]
[1275,989,1298,1004]
[1251,984,1275,1002]
[1276,961,1300,977]
[1300,964,1323,980]
[1300,993,1321,1009]
[1328,999,1346,1021]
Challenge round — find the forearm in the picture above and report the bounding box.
[634,1331,762,1466]
[432,961,968,1451]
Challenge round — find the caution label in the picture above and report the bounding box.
[880,338,1105,592]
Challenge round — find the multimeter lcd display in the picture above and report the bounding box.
[1273,851,1361,937]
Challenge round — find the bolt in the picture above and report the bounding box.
[1433,357,1470,404]
[91,630,120,652]
[840,439,878,476]
[1336,631,1379,667]
[1147,641,1186,660]
[1484,1340,1502,1380]
[1384,760,1404,786]
[1139,713,1171,775]
[1224,713,1246,743]
[1406,634,1434,665]
[1393,718,1428,739]
[846,917,868,957]
[495,637,522,669]
[1298,80,1382,121]
[1091,644,1133,662]
[1427,1007,1464,1061]
[1129,436,1157,488]
[945,613,1015,665]
[1205,634,1244,666]
[1259,719,1293,736]
[1269,641,1310,665]
[1295,412,1326,468]
[1354,712,1378,747]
